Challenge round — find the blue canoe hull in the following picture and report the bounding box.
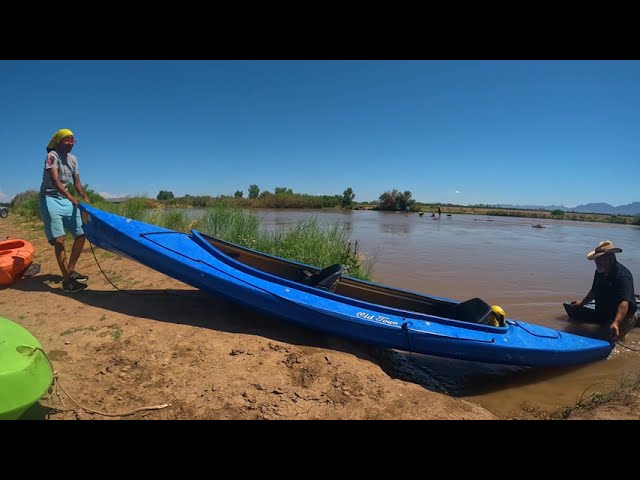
[79,204,613,367]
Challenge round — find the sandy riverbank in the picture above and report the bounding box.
[2,213,638,420]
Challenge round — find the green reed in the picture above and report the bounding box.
[194,205,373,281]
[196,203,261,245]
[118,197,154,221]
[148,209,194,233]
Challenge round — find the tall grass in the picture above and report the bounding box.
[14,194,41,219]
[266,219,373,280]
[195,205,373,281]
[196,203,260,244]
[12,198,374,281]
[262,218,346,266]
[118,197,154,221]
[147,209,193,233]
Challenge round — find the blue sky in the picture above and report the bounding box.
[1,60,638,207]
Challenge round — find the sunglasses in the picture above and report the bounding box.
[61,137,75,145]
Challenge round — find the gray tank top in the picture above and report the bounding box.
[40,151,79,197]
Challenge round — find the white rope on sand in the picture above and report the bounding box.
[21,346,171,418]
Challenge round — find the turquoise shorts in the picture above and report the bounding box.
[39,195,84,242]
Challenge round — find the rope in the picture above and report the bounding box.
[20,345,171,418]
[402,321,413,356]
[614,340,640,352]
[88,240,184,296]
[507,319,561,339]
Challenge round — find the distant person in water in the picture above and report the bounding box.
[570,240,637,341]
[39,128,91,293]
[438,207,441,217]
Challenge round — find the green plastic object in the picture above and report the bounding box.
[0,316,53,420]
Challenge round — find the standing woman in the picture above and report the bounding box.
[39,128,91,293]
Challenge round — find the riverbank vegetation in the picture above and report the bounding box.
[518,371,640,420]
[12,181,637,287]
[10,187,374,281]
[9,184,640,230]
[152,185,639,225]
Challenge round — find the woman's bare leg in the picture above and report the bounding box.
[67,234,86,273]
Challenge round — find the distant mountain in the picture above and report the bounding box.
[495,204,568,211]
[572,202,640,215]
[494,202,640,215]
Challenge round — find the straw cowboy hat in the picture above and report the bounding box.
[587,240,622,260]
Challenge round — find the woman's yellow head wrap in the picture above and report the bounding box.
[47,129,74,149]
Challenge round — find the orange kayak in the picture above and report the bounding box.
[0,239,36,286]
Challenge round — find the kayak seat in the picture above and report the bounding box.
[448,297,494,325]
[299,264,345,292]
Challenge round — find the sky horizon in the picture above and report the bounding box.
[2,60,638,208]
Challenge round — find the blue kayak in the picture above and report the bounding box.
[79,204,614,367]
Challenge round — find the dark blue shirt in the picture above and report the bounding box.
[592,261,637,323]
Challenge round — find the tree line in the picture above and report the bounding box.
[9,185,640,225]
[154,185,418,211]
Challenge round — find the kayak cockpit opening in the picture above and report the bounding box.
[299,263,345,292]
[448,297,506,327]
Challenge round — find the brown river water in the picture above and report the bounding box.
[252,208,640,418]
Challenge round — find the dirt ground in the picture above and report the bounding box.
[1,214,638,420]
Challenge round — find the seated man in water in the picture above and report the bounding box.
[571,240,637,341]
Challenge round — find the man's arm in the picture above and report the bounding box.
[72,173,90,203]
[610,300,630,340]
[610,274,636,339]
[572,288,595,308]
